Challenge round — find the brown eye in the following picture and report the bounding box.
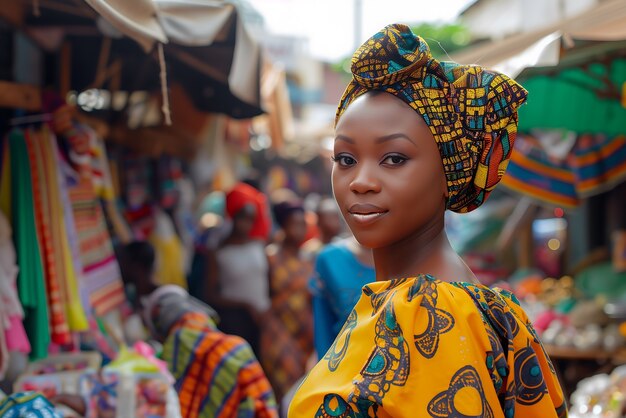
[381,154,408,166]
[332,154,357,167]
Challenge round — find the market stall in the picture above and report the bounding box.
[452,1,626,413]
[0,1,284,416]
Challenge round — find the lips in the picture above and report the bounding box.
[348,203,388,225]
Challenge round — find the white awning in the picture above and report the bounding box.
[451,0,626,77]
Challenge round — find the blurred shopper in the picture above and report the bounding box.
[301,197,344,260]
[261,200,314,403]
[311,236,375,359]
[119,241,278,418]
[207,188,271,357]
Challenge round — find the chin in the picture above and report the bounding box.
[351,229,390,250]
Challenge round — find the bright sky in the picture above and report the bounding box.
[247,0,474,61]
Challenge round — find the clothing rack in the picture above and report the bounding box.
[8,113,53,126]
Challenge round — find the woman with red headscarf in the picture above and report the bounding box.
[206,183,272,356]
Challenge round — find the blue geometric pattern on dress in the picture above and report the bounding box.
[484,324,509,393]
[314,394,358,418]
[503,381,516,418]
[455,283,519,345]
[409,275,455,358]
[427,365,495,418]
[352,298,410,405]
[514,343,548,406]
[325,309,358,372]
[364,278,408,315]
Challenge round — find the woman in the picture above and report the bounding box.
[208,188,271,356]
[261,200,315,402]
[311,236,375,359]
[289,24,566,417]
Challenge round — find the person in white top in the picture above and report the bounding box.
[207,202,270,357]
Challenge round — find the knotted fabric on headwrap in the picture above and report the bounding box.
[336,24,528,213]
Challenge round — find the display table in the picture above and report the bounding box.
[544,344,626,396]
[545,344,626,364]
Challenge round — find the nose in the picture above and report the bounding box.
[349,161,381,194]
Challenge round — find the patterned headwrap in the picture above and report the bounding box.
[336,24,528,213]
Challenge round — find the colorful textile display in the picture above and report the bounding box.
[149,208,187,289]
[503,133,626,207]
[289,275,567,417]
[63,125,125,316]
[163,311,278,418]
[5,130,50,360]
[336,24,527,213]
[261,250,314,400]
[0,210,30,378]
[0,391,62,418]
[26,128,72,344]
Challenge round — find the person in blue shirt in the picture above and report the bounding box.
[310,237,375,358]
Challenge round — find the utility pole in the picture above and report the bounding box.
[354,0,363,51]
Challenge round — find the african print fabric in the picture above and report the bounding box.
[289,274,567,417]
[163,311,278,418]
[0,391,62,418]
[336,24,527,213]
[261,250,314,401]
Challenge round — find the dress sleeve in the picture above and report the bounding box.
[452,283,568,418]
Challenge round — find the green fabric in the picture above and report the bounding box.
[519,59,626,135]
[9,130,50,360]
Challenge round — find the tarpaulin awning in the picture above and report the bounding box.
[450,0,626,136]
[452,0,626,76]
[16,0,263,119]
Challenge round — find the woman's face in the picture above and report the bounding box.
[233,203,256,237]
[284,210,308,246]
[332,92,448,249]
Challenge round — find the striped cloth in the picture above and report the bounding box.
[502,133,626,207]
[25,128,71,345]
[63,127,125,316]
[163,312,278,418]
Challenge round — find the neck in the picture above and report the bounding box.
[372,215,476,283]
[226,232,250,245]
[281,239,300,256]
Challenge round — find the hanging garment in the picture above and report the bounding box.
[0,210,30,379]
[149,208,187,289]
[6,130,50,360]
[25,128,71,345]
[43,129,89,331]
[62,125,125,317]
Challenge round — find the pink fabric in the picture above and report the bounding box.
[4,316,31,353]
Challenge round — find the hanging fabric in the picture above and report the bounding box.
[25,128,71,345]
[37,127,89,331]
[61,125,125,317]
[0,210,31,379]
[6,130,50,360]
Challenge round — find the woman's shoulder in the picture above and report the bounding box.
[360,275,532,333]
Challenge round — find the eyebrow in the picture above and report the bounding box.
[334,133,416,145]
[375,133,416,145]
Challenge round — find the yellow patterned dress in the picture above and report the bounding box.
[289,274,567,417]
